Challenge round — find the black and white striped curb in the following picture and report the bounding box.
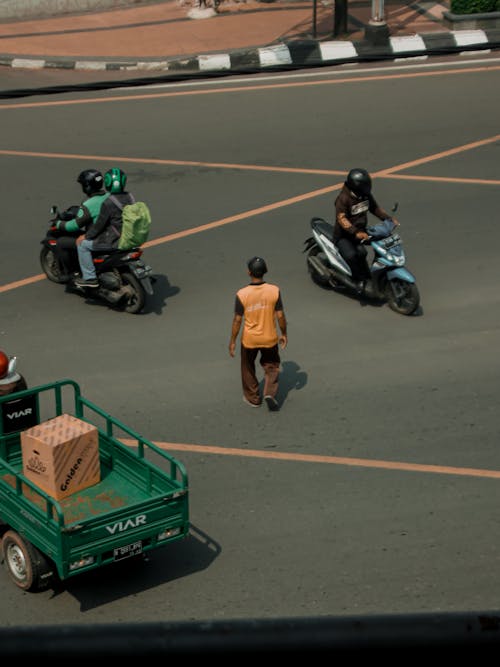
[1,29,499,73]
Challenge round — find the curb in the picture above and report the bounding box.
[1,30,499,74]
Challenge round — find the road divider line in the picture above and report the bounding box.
[376,134,500,174]
[0,149,347,176]
[121,438,500,479]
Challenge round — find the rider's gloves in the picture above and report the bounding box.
[58,207,78,222]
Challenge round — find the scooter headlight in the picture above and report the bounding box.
[386,250,405,266]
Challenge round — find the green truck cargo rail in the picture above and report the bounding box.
[0,379,189,592]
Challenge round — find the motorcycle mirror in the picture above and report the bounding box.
[391,202,399,213]
[50,205,58,215]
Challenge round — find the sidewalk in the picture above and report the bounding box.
[0,0,498,72]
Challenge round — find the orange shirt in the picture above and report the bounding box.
[235,282,282,348]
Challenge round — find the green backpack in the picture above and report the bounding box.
[110,195,152,250]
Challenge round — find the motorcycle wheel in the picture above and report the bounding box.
[39,246,66,283]
[120,271,146,314]
[307,247,331,288]
[385,279,420,316]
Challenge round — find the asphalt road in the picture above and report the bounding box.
[0,55,499,633]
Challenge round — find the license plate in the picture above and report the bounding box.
[113,540,143,561]
[132,263,152,279]
[383,234,401,248]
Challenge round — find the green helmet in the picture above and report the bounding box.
[104,167,127,194]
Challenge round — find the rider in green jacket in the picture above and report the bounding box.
[53,169,109,280]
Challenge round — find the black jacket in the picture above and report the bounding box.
[85,191,135,247]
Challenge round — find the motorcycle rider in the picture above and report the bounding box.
[74,167,134,289]
[0,350,27,397]
[334,168,398,293]
[52,169,108,282]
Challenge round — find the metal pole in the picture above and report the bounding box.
[372,0,385,23]
[333,0,348,36]
[365,0,389,43]
[371,0,385,22]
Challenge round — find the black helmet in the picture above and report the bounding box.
[247,256,268,278]
[104,167,127,194]
[77,169,104,196]
[345,168,372,198]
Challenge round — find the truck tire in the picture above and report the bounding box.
[2,530,54,592]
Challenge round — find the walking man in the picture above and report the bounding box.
[229,257,287,411]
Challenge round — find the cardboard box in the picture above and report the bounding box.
[21,413,100,500]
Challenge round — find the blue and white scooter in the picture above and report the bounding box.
[303,209,420,316]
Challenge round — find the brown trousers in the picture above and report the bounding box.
[240,344,280,405]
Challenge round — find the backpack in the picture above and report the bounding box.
[109,194,152,250]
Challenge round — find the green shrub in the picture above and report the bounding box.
[450,0,499,13]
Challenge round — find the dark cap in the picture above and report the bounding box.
[247,256,268,278]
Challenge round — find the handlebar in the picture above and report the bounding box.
[50,204,80,224]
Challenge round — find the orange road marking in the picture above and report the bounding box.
[0,149,345,176]
[0,181,344,294]
[0,65,499,110]
[377,134,500,174]
[0,132,497,293]
[0,181,342,293]
[144,182,343,246]
[122,439,500,479]
[384,173,500,186]
[0,274,46,292]
[0,142,498,181]
[1,127,498,292]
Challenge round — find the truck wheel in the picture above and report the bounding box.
[2,530,53,592]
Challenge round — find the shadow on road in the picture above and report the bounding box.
[144,273,180,315]
[51,524,220,611]
[277,360,307,406]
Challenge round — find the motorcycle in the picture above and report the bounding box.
[303,208,420,316]
[40,206,154,314]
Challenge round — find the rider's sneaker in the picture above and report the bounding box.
[74,277,99,288]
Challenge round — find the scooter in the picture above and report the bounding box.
[40,206,154,314]
[303,210,420,316]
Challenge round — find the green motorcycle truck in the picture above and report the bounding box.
[0,379,189,592]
